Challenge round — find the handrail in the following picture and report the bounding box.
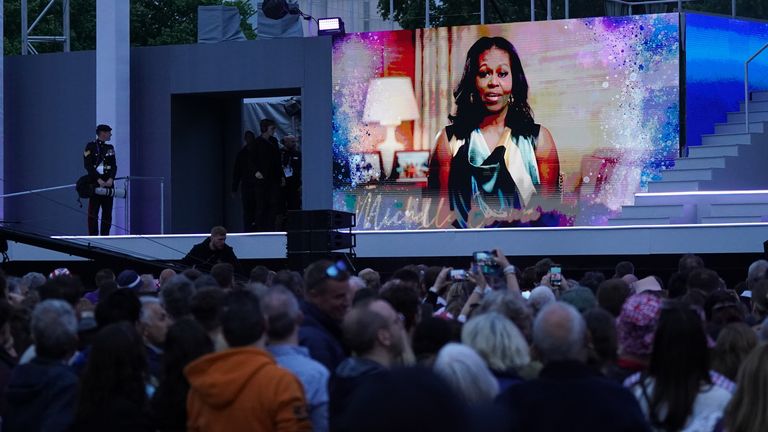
[0,176,166,234]
[605,0,694,15]
[745,42,768,134]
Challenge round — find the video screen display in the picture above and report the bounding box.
[685,13,768,149]
[332,14,680,229]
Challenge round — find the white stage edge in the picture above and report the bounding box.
[6,223,768,262]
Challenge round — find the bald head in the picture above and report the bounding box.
[532,302,587,364]
[748,260,768,291]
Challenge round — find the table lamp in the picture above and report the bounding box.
[362,77,420,178]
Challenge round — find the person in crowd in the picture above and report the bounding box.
[579,271,606,294]
[72,321,153,431]
[357,268,381,294]
[560,286,598,313]
[411,317,462,366]
[380,279,421,336]
[140,296,171,384]
[711,322,757,382]
[704,290,746,339]
[607,292,662,383]
[434,343,500,404]
[84,268,115,304]
[462,313,529,392]
[250,265,273,285]
[330,299,408,429]
[158,269,177,288]
[139,274,158,296]
[210,263,235,290]
[596,278,631,318]
[0,300,16,414]
[722,343,768,432]
[273,269,305,299]
[614,261,635,278]
[626,302,732,432]
[337,367,471,432]
[117,269,143,290]
[189,287,228,351]
[263,286,330,432]
[160,275,196,322]
[497,302,648,432]
[232,120,284,232]
[527,285,555,315]
[299,260,352,371]
[21,272,46,295]
[181,226,242,273]
[150,317,213,432]
[749,278,768,325]
[428,37,559,228]
[584,307,618,376]
[683,267,721,308]
[476,290,533,343]
[94,288,142,328]
[4,300,79,432]
[185,290,311,431]
[667,254,706,299]
[83,124,117,236]
[281,134,302,212]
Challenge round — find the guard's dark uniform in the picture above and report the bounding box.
[83,139,117,235]
[281,147,302,211]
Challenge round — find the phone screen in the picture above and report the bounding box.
[473,251,500,276]
[550,265,562,287]
[450,269,468,281]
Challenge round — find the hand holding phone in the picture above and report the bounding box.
[550,265,562,288]
[473,251,501,276]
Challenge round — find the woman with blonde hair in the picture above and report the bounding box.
[462,312,529,391]
[723,343,768,432]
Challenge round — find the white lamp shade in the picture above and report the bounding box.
[362,77,420,126]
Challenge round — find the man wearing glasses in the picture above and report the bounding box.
[299,260,353,371]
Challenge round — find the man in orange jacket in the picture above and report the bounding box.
[185,290,311,432]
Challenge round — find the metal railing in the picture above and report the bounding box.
[744,43,768,134]
[0,176,165,234]
[605,0,693,16]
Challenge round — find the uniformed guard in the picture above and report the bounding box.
[83,124,117,235]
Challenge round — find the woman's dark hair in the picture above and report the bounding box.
[151,318,213,430]
[76,322,148,420]
[449,36,535,140]
[645,302,710,431]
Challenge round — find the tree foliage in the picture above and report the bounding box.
[377,0,767,30]
[4,0,256,56]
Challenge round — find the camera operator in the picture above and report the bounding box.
[83,124,117,236]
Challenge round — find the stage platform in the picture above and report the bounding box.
[6,222,768,262]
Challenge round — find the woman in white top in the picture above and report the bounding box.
[427,37,560,228]
[629,303,731,432]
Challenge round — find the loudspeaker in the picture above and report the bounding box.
[286,210,355,231]
[287,231,355,252]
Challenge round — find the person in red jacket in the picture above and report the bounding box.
[185,290,311,432]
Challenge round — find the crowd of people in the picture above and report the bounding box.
[0,251,767,431]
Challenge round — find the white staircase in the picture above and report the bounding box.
[608,91,768,226]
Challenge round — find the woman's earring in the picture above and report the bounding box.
[470,93,475,104]
[508,95,514,105]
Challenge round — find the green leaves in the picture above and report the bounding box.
[3,0,257,56]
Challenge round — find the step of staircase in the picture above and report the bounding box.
[647,180,700,193]
[616,204,685,219]
[714,121,765,134]
[700,215,765,224]
[659,168,714,182]
[727,110,768,123]
[688,144,745,158]
[701,133,752,145]
[673,157,727,170]
[634,191,768,207]
[607,217,671,226]
[740,100,768,111]
[751,91,768,102]
[708,203,768,217]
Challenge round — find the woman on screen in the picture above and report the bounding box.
[428,36,560,228]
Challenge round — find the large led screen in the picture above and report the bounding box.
[686,13,768,149]
[332,15,680,229]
